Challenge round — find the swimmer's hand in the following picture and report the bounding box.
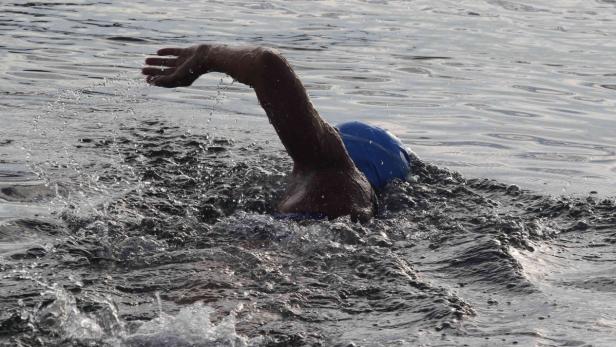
[142,45,210,88]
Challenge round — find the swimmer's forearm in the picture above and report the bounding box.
[143,44,270,88]
[202,45,268,86]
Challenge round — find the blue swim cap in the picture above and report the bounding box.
[337,121,412,190]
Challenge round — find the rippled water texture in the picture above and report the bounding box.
[3,0,616,195]
[1,1,616,346]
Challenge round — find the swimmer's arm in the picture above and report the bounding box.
[142,45,257,88]
[143,44,353,170]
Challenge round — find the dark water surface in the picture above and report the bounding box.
[1,1,616,346]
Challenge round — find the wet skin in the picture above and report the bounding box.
[143,44,375,222]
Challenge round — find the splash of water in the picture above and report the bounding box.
[124,302,261,347]
[11,277,260,347]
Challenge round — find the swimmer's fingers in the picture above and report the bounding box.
[145,70,183,88]
[145,75,170,87]
[143,46,203,88]
[145,57,179,67]
[145,74,183,88]
[145,62,200,88]
[142,67,181,87]
[142,66,175,76]
[157,47,186,56]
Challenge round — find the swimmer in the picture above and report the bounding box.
[143,44,412,222]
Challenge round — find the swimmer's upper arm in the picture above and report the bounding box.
[203,45,352,169]
[248,48,353,170]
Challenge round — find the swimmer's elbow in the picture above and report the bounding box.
[253,47,294,83]
[255,47,285,67]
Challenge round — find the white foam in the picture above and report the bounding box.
[124,302,261,347]
[25,282,260,347]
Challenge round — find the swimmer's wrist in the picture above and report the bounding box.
[194,44,212,75]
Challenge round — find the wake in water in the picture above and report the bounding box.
[2,111,616,346]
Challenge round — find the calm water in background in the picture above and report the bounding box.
[2,0,615,195]
[1,1,616,346]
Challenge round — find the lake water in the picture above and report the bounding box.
[1,1,616,346]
